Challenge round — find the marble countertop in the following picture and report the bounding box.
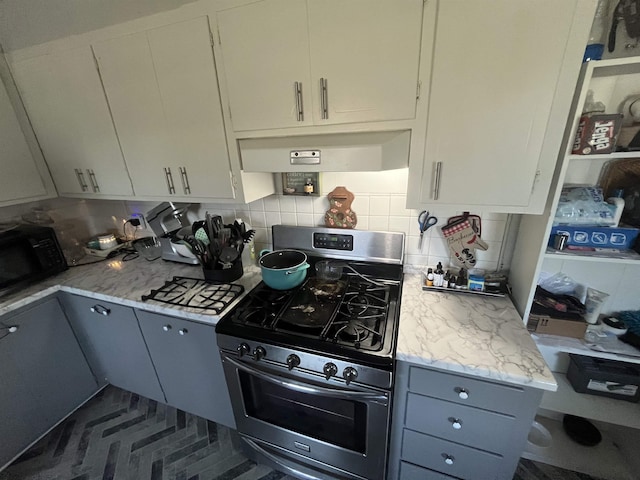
[397,273,557,391]
[1,259,556,391]
[0,256,263,325]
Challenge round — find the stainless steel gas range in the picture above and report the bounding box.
[215,225,404,480]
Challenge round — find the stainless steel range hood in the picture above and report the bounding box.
[238,130,410,172]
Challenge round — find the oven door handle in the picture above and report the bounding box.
[222,355,388,405]
[241,436,321,480]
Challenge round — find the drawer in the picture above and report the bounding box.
[402,428,502,479]
[399,461,458,480]
[408,366,525,415]
[405,392,514,454]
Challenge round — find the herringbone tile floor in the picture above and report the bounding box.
[0,386,607,480]
[0,386,295,480]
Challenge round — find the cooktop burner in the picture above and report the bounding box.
[141,276,244,313]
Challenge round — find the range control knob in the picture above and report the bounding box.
[286,354,301,370]
[252,346,267,361]
[237,343,250,358]
[323,362,338,380]
[343,367,358,385]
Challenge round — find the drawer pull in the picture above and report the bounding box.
[162,325,172,332]
[90,305,111,316]
[457,387,469,400]
[451,418,463,430]
[444,454,455,465]
[179,328,188,336]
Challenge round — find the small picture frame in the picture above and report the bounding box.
[281,172,321,196]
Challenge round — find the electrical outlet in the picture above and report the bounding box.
[130,212,146,229]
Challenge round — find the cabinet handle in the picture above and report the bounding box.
[164,167,175,194]
[178,328,188,336]
[87,169,100,193]
[90,305,111,316]
[450,418,463,430]
[162,325,172,332]
[433,161,442,200]
[456,387,469,400]
[320,78,328,120]
[179,167,191,195]
[294,81,304,122]
[443,454,455,466]
[75,168,89,192]
[0,325,18,334]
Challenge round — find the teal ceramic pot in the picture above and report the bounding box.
[259,250,310,290]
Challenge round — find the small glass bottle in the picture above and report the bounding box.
[304,178,314,195]
[426,268,434,287]
[434,262,444,287]
[443,270,450,288]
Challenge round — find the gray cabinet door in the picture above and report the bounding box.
[0,297,97,468]
[135,310,235,429]
[60,293,165,403]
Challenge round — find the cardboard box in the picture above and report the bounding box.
[572,114,623,155]
[527,314,588,339]
[549,225,640,249]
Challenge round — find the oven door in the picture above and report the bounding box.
[221,354,390,480]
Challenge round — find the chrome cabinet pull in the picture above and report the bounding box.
[450,418,463,430]
[178,328,188,336]
[456,387,469,400]
[164,167,175,194]
[87,169,100,193]
[90,304,111,316]
[75,168,88,192]
[294,81,304,121]
[320,77,328,119]
[162,325,172,332]
[179,167,191,195]
[444,454,455,465]
[433,161,443,200]
[1,325,18,334]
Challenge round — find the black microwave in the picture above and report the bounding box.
[0,224,67,291]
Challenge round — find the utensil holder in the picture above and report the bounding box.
[203,257,243,283]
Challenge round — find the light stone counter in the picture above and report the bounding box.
[397,273,557,391]
[0,255,263,325]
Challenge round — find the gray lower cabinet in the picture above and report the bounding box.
[135,310,235,429]
[0,297,97,468]
[388,361,543,480]
[60,293,165,403]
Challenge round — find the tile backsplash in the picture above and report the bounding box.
[0,170,515,273]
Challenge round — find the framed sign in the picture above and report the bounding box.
[281,172,321,196]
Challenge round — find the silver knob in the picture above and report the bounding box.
[237,343,250,357]
[90,305,110,316]
[457,388,469,400]
[286,354,300,370]
[444,454,454,465]
[323,362,338,380]
[343,367,358,385]
[4,326,18,333]
[178,328,188,335]
[162,325,172,332]
[451,419,463,430]
[252,346,266,361]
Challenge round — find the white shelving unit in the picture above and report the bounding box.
[510,55,640,477]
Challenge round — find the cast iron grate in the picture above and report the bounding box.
[141,276,244,313]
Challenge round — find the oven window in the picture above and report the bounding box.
[0,242,39,289]
[239,371,367,453]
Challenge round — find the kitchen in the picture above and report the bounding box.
[1,0,640,479]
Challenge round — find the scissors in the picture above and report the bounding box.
[418,210,438,249]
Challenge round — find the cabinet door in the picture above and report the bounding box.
[217,0,313,131]
[0,78,47,203]
[307,0,423,125]
[94,17,235,200]
[414,0,579,208]
[136,310,235,429]
[60,294,165,403]
[0,298,97,468]
[10,47,133,197]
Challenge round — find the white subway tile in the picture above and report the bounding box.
[480,220,507,242]
[235,209,251,224]
[263,195,280,212]
[249,211,266,228]
[369,195,390,216]
[313,196,328,214]
[475,241,501,262]
[406,234,428,255]
[296,213,314,226]
[405,254,430,267]
[389,195,410,215]
[426,255,452,269]
[474,260,499,271]
[248,199,264,211]
[388,216,411,234]
[280,212,297,225]
[265,211,282,227]
[295,196,313,213]
[351,195,369,217]
[356,216,369,230]
[315,214,327,226]
[254,227,269,243]
[369,215,389,231]
[279,196,297,213]
[428,236,450,257]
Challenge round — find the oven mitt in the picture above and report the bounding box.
[441,219,488,268]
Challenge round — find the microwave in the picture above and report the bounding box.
[0,224,67,292]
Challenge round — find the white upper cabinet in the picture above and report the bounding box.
[0,76,49,205]
[11,47,133,197]
[93,16,235,200]
[407,0,596,213]
[216,0,424,133]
